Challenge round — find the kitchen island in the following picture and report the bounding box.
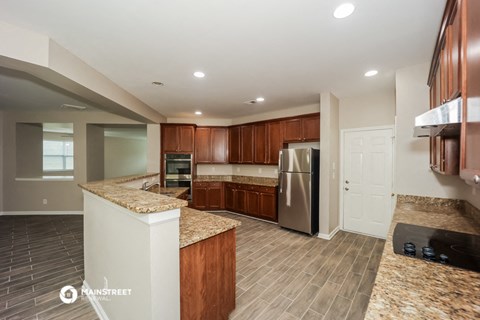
[79,173,240,320]
[365,196,480,319]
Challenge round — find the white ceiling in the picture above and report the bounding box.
[0,0,446,119]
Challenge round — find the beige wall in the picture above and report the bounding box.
[104,134,147,179]
[319,92,340,237]
[1,111,141,212]
[16,123,43,178]
[86,124,105,182]
[339,89,396,130]
[395,63,467,199]
[147,124,160,173]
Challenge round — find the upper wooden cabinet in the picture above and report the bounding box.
[228,126,241,163]
[460,0,480,186]
[195,127,228,164]
[427,0,462,176]
[283,114,320,142]
[162,124,195,153]
[266,121,284,165]
[228,125,254,164]
[254,124,267,164]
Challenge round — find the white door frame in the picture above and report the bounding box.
[339,125,396,239]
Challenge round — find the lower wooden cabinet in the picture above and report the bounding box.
[180,229,236,320]
[192,182,224,210]
[224,183,278,222]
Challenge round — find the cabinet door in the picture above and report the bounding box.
[193,185,208,210]
[178,126,195,153]
[302,115,320,141]
[241,125,254,163]
[267,121,284,165]
[449,1,462,100]
[245,190,259,216]
[162,126,179,152]
[440,47,448,103]
[235,189,246,213]
[195,128,211,163]
[259,192,277,221]
[283,118,302,142]
[211,128,228,163]
[254,124,267,164]
[461,0,480,185]
[228,127,241,163]
[207,183,224,210]
[225,185,235,211]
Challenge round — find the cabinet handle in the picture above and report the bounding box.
[344,187,349,191]
[474,175,480,185]
[345,180,349,184]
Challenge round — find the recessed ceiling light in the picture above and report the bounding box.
[60,104,87,110]
[193,71,205,78]
[152,81,164,86]
[195,111,202,115]
[364,70,378,77]
[256,97,265,102]
[334,3,355,19]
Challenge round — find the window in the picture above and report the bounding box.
[43,140,74,171]
[42,123,74,173]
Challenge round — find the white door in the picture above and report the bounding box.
[342,128,393,238]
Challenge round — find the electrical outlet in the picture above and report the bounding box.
[212,166,216,172]
[236,167,240,173]
[258,168,262,173]
[43,199,48,205]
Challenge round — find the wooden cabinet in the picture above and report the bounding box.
[460,0,480,186]
[283,114,320,142]
[241,125,254,164]
[228,126,241,163]
[224,183,278,222]
[192,182,224,210]
[195,127,228,164]
[267,121,284,165]
[228,125,254,164]
[161,124,195,153]
[180,229,236,320]
[283,118,302,142]
[254,124,267,164]
[427,0,462,176]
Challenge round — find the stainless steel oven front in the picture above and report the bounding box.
[164,154,192,200]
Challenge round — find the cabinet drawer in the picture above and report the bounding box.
[193,182,209,188]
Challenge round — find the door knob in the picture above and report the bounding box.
[345,187,349,191]
[345,180,349,184]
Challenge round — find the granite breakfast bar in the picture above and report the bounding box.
[79,173,240,320]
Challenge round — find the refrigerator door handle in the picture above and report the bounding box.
[278,150,283,172]
[279,173,283,193]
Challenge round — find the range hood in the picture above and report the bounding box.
[413,97,462,137]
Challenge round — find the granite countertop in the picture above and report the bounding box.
[365,196,480,319]
[79,173,188,214]
[194,175,278,187]
[145,185,189,198]
[179,207,241,248]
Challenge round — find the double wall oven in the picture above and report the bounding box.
[164,154,192,200]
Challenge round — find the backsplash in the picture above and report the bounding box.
[196,164,278,178]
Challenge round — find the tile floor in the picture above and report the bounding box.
[211,212,385,320]
[0,213,385,320]
[0,215,98,320]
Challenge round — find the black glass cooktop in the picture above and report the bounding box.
[393,223,480,273]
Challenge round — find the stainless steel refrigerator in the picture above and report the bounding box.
[278,148,319,235]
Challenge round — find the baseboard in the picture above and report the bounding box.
[317,226,340,240]
[0,211,83,216]
[82,281,109,320]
